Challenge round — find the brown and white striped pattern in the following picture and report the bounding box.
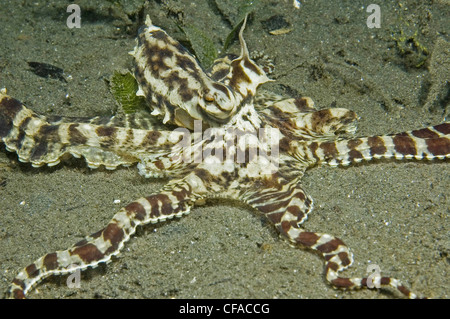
[0,92,191,175]
[243,172,422,299]
[302,123,450,167]
[131,15,269,130]
[282,227,418,298]
[8,170,208,299]
[1,13,449,299]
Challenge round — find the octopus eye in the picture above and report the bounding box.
[204,93,215,102]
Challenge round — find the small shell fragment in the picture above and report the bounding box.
[269,28,293,35]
